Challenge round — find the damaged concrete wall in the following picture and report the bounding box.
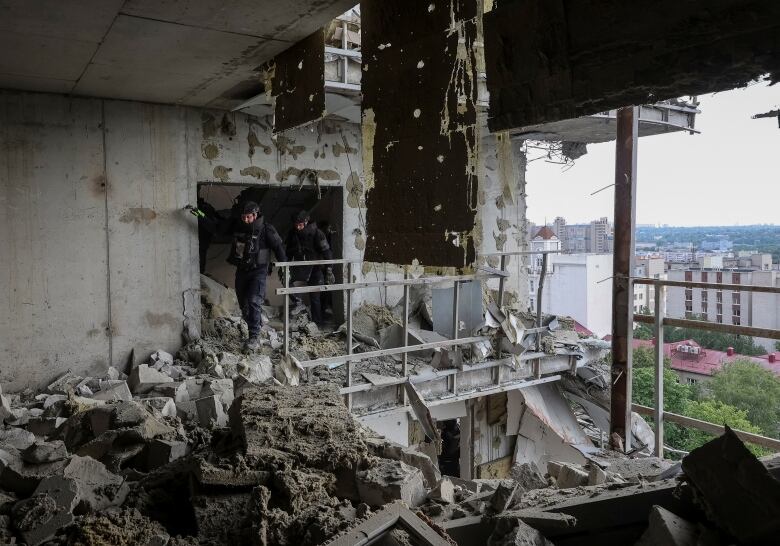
[0,90,362,390]
[485,0,780,131]
[476,132,529,310]
[362,0,480,267]
[0,92,112,391]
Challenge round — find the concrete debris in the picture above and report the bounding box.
[681,426,780,544]
[21,440,68,464]
[356,459,426,507]
[93,380,133,401]
[635,505,699,546]
[487,516,555,546]
[429,477,455,504]
[555,463,589,489]
[510,462,548,491]
[128,365,174,394]
[195,395,228,428]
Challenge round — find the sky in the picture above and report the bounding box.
[526,80,780,227]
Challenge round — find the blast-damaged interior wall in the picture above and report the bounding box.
[477,132,530,310]
[485,0,780,131]
[0,89,361,391]
[362,0,479,267]
[268,29,326,133]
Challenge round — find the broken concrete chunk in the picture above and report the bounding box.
[176,400,198,422]
[239,355,273,384]
[547,460,564,480]
[202,378,234,409]
[510,462,547,491]
[138,397,177,418]
[195,395,228,428]
[150,350,174,368]
[635,505,699,546]
[184,377,205,399]
[487,515,555,546]
[0,448,69,496]
[588,464,607,486]
[356,459,426,507]
[556,463,589,489]
[429,477,455,504]
[151,381,189,404]
[21,441,68,464]
[147,439,188,470]
[14,475,78,546]
[490,481,521,513]
[63,455,130,512]
[0,427,36,451]
[128,364,174,394]
[93,380,132,401]
[681,427,780,544]
[46,372,83,395]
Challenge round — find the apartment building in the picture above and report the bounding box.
[667,268,780,352]
[552,217,614,254]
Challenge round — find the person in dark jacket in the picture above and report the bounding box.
[227,201,287,350]
[285,210,335,325]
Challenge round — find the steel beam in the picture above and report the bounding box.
[609,106,638,452]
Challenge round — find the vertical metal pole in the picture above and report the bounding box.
[283,265,290,358]
[346,262,354,408]
[451,280,461,394]
[609,106,639,452]
[536,252,548,328]
[497,254,507,307]
[402,268,410,405]
[653,282,665,458]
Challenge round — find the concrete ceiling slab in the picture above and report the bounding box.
[73,15,282,106]
[121,0,358,42]
[0,0,357,108]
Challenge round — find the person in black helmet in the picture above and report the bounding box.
[285,210,335,325]
[227,201,286,351]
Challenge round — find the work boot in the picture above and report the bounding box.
[244,335,260,352]
[290,302,308,316]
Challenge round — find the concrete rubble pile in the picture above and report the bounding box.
[0,372,459,544]
[3,278,779,544]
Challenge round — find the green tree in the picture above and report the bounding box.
[708,360,780,438]
[681,400,769,456]
[632,346,671,369]
[775,340,780,352]
[633,366,691,450]
[633,307,655,340]
[633,366,691,414]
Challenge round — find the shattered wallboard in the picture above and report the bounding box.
[485,0,780,131]
[262,29,326,133]
[362,0,479,267]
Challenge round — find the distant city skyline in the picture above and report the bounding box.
[526,80,780,227]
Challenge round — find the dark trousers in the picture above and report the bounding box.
[291,265,324,324]
[235,267,267,337]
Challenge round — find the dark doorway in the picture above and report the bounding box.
[196,182,344,320]
[438,419,461,478]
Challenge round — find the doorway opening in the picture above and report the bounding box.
[196,182,345,321]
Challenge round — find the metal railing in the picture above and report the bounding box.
[632,277,780,455]
[274,250,565,408]
[274,258,506,407]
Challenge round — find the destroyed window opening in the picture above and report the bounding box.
[633,278,780,456]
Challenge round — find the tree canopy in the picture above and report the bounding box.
[708,360,780,438]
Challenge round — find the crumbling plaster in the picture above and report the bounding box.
[0,89,362,391]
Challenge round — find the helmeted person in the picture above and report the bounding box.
[227,201,287,350]
[285,210,335,325]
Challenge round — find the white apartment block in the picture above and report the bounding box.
[530,253,614,338]
[667,268,780,352]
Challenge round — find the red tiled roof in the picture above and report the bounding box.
[573,321,594,336]
[534,226,558,240]
[630,338,780,377]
